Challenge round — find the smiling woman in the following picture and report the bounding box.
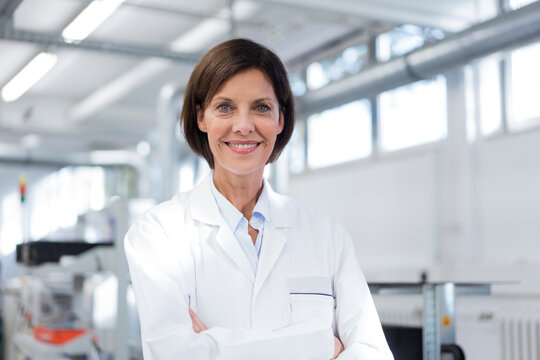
[182,39,295,170]
[124,38,393,360]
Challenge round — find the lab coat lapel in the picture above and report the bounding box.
[187,174,255,284]
[253,223,286,298]
[253,181,296,298]
[214,218,256,283]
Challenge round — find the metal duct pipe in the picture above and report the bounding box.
[298,1,540,115]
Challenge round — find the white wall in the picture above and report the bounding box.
[287,68,540,293]
[289,150,437,277]
[479,130,540,264]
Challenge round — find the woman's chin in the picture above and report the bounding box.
[215,163,266,178]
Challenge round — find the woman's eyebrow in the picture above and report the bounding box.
[211,96,277,103]
[211,96,233,103]
[253,97,277,103]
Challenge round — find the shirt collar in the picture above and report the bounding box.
[210,174,270,231]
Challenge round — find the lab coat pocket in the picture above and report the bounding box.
[288,277,335,325]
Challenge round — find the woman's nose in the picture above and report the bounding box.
[233,110,254,135]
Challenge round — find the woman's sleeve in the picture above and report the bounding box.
[124,214,334,360]
[332,223,394,360]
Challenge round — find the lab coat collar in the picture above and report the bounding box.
[186,174,221,225]
[186,174,255,282]
[265,180,295,229]
[187,172,295,229]
[185,173,295,287]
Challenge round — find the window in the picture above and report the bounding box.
[377,24,444,62]
[477,54,503,136]
[464,65,478,142]
[288,119,306,174]
[507,40,540,130]
[289,70,307,97]
[509,0,537,9]
[307,61,330,91]
[379,76,447,152]
[306,44,368,91]
[307,100,371,169]
[341,45,367,75]
[29,166,107,240]
[473,40,540,136]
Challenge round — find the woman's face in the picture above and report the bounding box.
[197,68,284,178]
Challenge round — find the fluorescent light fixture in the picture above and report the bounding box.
[1,52,57,102]
[62,0,124,42]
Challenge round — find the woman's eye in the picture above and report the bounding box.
[255,104,270,112]
[217,104,231,112]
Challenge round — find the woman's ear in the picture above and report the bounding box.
[196,105,207,132]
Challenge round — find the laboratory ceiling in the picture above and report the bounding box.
[0,0,480,153]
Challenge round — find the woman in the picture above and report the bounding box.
[125,38,393,359]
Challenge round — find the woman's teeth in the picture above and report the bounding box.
[229,143,258,149]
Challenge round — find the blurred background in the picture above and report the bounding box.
[0,0,539,359]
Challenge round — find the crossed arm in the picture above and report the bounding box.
[189,309,344,359]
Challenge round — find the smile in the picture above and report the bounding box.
[225,141,261,154]
[228,143,258,149]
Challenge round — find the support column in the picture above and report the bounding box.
[435,68,479,266]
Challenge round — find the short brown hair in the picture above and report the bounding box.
[181,38,295,169]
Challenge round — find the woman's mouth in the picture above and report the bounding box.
[229,143,258,149]
[225,141,260,153]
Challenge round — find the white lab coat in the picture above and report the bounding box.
[124,174,393,360]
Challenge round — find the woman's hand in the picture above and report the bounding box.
[331,336,344,359]
[189,308,208,333]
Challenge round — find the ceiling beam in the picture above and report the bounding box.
[68,58,178,123]
[0,29,202,62]
[258,0,475,32]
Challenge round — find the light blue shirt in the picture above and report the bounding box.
[210,178,269,274]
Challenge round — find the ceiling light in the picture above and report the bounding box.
[1,52,57,102]
[62,0,124,42]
